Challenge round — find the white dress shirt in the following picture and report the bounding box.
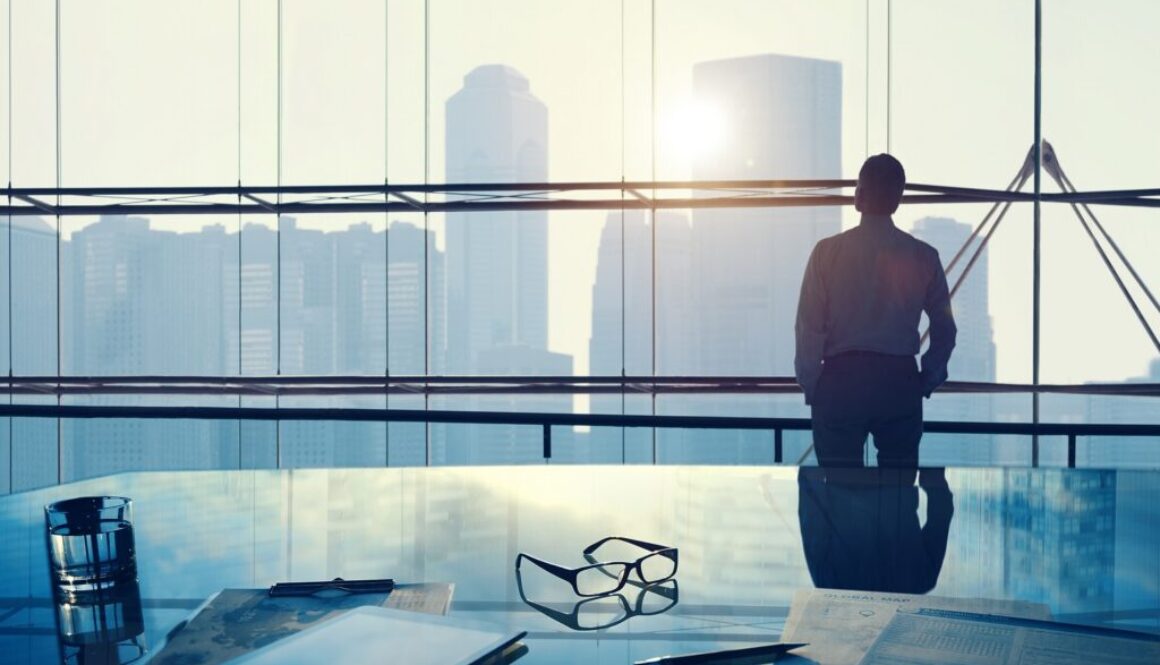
[794,214,957,404]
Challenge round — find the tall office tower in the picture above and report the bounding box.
[587,210,692,462]
[278,218,335,376]
[935,468,1006,600]
[385,220,444,377]
[1114,469,1160,614]
[3,217,59,489]
[691,54,841,377]
[444,64,549,373]
[685,54,841,461]
[64,216,236,479]
[912,216,997,465]
[440,64,573,464]
[671,471,814,603]
[235,222,279,375]
[1003,469,1115,617]
[385,220,444,467]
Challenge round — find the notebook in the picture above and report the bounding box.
[225,605,526,665]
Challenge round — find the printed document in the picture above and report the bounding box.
[781,588,1051,665]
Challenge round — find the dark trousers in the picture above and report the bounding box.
[811,351,923,469]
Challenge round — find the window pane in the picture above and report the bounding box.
[59,0,237,186]
[281,0,385,185]
[1044,1,1160,190]
[11,217,56,375]
[10,0,56,187]
[892,0,1033,187]
[61,216,238,376]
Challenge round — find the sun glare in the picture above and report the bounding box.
[662,98,728,164]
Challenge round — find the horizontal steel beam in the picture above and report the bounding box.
[3,180,1156,216]
[2,376,1157,397]
[0,404,1157,439]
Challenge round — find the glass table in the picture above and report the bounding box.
[0,465,1157,664]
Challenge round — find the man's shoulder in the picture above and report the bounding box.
[815,227,854,250]
[897,229,942,261]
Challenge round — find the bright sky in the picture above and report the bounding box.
[2,0,1158,384]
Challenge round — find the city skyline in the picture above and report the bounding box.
[2,39,1158,480]
[5,1,1158,388]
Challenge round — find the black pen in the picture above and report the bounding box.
[634,642,808,665]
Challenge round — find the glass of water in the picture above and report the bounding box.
[45,496,137,598]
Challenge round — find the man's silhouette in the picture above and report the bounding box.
[797,466,954,594]
[795,154,956,468]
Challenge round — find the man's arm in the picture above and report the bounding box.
[920,252,957,397]
[795,244,827,405]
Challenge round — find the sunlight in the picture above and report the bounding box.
[662,98,728,163]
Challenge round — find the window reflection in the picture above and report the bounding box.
[797,467,954,594]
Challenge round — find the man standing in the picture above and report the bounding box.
[795,154,956,468]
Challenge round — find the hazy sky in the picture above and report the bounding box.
[2,0,1158,384]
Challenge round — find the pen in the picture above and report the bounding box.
[268,577,395,596]
[634,642,808,665]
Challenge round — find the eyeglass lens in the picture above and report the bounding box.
[575,563,627,596]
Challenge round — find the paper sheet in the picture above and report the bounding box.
[860,608,1160,665]
[781,588,1051,665]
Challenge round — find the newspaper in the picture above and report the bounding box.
[860,608,1160,664]
[781,588,1051,665]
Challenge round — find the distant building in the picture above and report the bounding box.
[1085,358,1160,467]
[438,65,573,464]
[681,54,842,462]
[63,216,236,478]
[1002,469,1115,616]
[443,64,551,373]
[911,216,997,465]
[587,210,692,462]
[3,217,60,490]
[690,54,842,378]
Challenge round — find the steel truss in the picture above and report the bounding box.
[4,179,1160,217]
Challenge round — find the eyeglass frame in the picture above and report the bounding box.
[515,567,679,631]
[515,536,678,598]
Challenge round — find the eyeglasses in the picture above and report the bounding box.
[515,536,678,598]
[516,572,678,631]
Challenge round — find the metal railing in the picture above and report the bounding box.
[2,401,1157,469]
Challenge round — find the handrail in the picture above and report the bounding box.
[2,377,1158,397]
[1,403,1156,469]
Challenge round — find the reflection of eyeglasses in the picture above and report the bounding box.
[515,537,678,597]
[516,570,679,631]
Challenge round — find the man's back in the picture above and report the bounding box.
[794,153,956,469]
[809,217,943,360]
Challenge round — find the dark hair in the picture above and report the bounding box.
[857,153,906,214]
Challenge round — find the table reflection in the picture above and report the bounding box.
[797,467,954,594]
[54,579,147,665]
[0,466,1154,665]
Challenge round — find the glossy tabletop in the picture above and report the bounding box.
[0,465,1157,664]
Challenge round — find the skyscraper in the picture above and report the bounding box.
[443,64,549,374]
[690,54,842,379]
[680,54,841,462]
[912,216,997,465]
[63,215,236,478]
[440,65,573,464]
[587,209,692,462]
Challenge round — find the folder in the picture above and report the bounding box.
[224,605,526,665]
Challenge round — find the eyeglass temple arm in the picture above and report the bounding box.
[515,552,575,579]
[583,536,676,559]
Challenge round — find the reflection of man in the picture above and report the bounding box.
[797,467,954,594]
[795,154,956,468]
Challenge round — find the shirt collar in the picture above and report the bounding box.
[859,213,895,228]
